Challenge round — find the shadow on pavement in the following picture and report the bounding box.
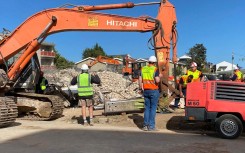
[166,116,245,138]
[0,127,244,153]
[166,116,214,131]
[128,113,144,129]
[0,122,22,129]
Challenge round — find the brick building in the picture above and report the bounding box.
[37,42,56,71]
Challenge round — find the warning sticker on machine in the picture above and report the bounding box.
[156,52,165,63]
[88,17,98,27]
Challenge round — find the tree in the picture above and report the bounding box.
[187,44,207,71]
[54,48,74,69]
[172,65,185,77]
[82,43,106,59]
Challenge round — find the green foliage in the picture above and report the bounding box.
[172,65,184,77]
[54,48,74,69]
[202,67,211,73]
[82,43,106,59]
[187,44,207,71]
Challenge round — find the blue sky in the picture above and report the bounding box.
[1,0,245,67]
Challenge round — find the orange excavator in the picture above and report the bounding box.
[122,54,148,82]
[88,55,121,71]
[0,0,178,126]
[123,54,136,76]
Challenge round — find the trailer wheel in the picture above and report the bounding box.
[215,114,243,139]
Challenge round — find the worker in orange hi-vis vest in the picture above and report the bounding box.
[231,68,243,82]
[138,55,161,131]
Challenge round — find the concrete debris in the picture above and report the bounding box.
[45,69,142,102]
[45,69,78,87]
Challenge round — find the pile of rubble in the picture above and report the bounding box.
[45,69,78,86]
[45,69,141,102]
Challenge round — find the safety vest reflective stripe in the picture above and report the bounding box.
[235,71,243,82]
[77,73,93,96]
[187,70,201,82]
[142,80,156,85]
[141,65,158,90]
[40,78,46,90]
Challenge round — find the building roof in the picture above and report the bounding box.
[216,61,238,71]
[113,58,123,61]
[108,54,127,59]
[135,58,148,62]
[75,57,95,64]
[179,54,191,60]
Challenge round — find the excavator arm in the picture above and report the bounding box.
[88,55,120,67]
[1,11,156,79]
[0,0,178,109]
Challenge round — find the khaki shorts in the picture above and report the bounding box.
[79,99,94,107]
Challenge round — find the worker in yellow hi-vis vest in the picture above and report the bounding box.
[174,62,203,110]
[186,62,204,82]
[71,64,101,126]
[173,74,193,109]
[35,71,48,94]
[231,68,243,82]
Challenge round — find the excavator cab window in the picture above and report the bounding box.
[124,72,130,76]
[132,63,141,79]
[123,58,127,66]
[14,53,41,90]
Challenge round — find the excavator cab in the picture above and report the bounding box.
[131,62,141,81]
[13,53,40,91]
[3,53,67,119]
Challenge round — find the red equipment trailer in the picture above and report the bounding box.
[185,81,245,139]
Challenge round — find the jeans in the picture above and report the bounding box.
[143,90,160,129]
[174,88,186,107]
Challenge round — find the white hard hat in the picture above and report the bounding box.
[148,56,157,62]
[81,64,89,70]
[190,62,197,67]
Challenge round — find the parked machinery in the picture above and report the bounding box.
[122,54,147,82]
[88,55,121,72]
[185,81,245,139]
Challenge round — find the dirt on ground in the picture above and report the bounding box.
[57,107,212,132]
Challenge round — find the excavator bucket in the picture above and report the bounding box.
[104,98,144,114]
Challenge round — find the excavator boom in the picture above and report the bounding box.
[0,1,177,81]
[3,10,157,79]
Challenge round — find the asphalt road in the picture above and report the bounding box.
[0,120,244,153]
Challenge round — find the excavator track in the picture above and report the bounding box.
[16,92,64,121]
[0,97,18,127]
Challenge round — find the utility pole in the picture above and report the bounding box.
[232,51,234,75]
